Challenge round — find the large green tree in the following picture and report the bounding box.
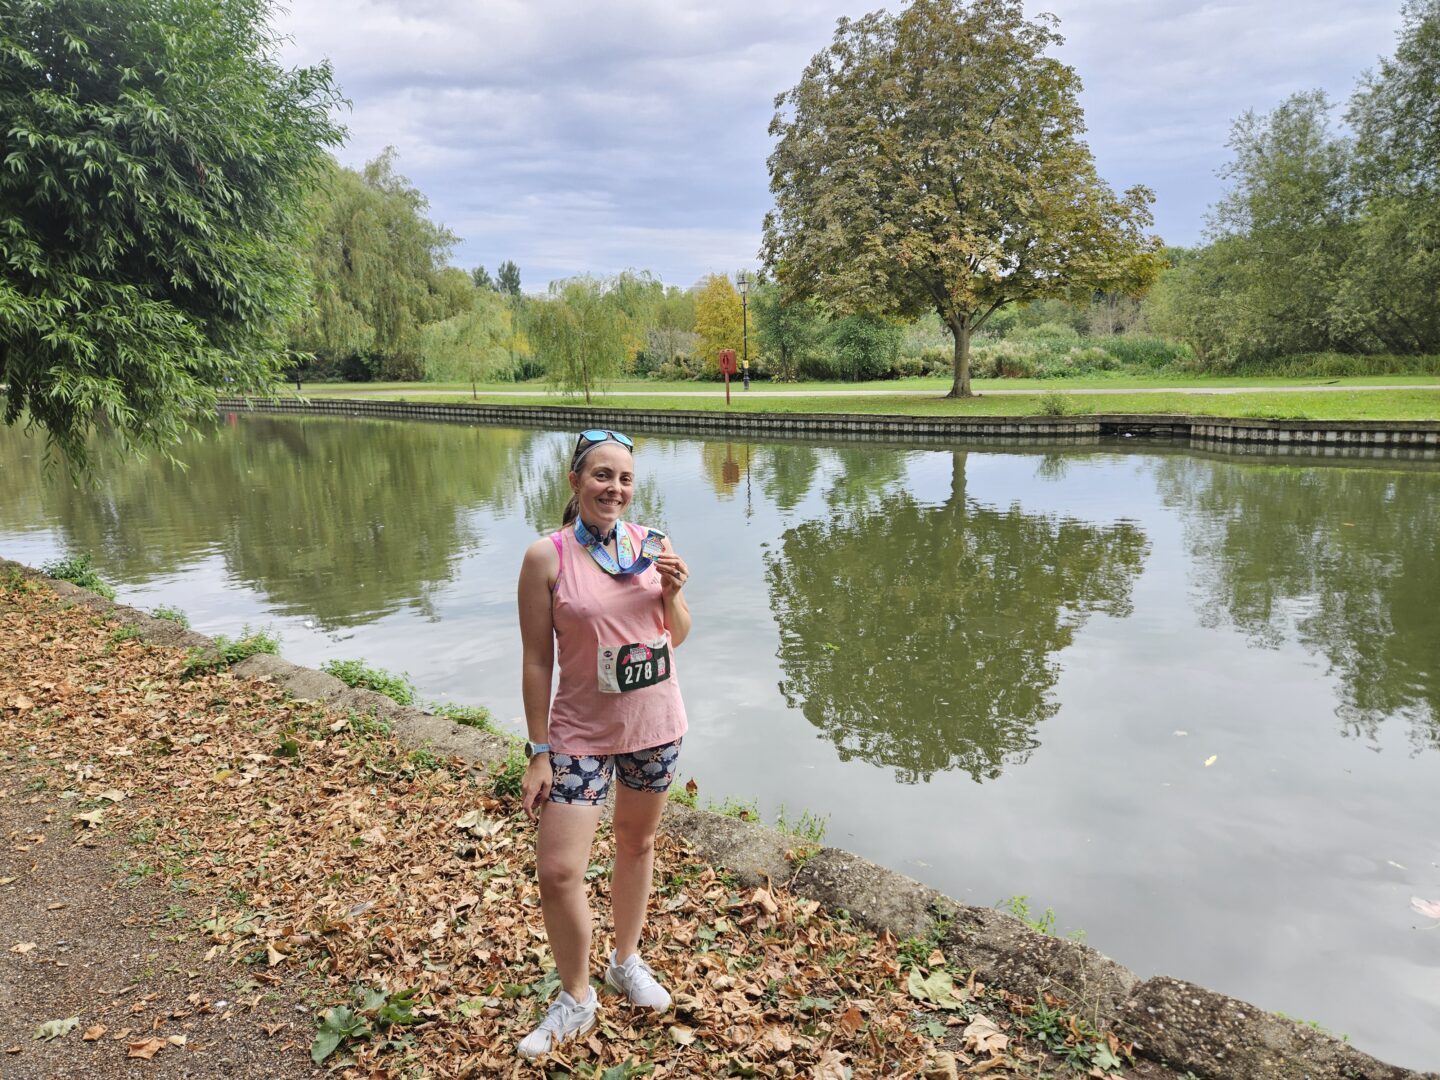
[1340,0,1440,353]
[0,0,343,466]
[762,0,1162,397]
[289,150,460,380]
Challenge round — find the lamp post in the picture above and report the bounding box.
[736,271,751,390]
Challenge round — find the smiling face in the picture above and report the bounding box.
[570,442,634,531]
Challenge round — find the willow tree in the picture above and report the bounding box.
[0,0,343,467]
[290,150,459,380]
[527,276,630,403]
[763,0,1162,397]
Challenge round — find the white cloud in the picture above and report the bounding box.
[272,0,1405,288]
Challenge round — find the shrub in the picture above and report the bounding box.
[1037,391,1072,416]
[1012,321,1081,343]
[917,346,952,374]
[491,739,527,799]
[41,554,116,599]
[321,659,416,706]
[429,701,498,733]
[183,627,279,677]
[150,605,189,627]
[890,356,926,378]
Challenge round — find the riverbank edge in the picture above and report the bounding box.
[4,557,1431,1080]
[216,395,1440,452]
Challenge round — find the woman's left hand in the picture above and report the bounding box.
[655,548,689,599]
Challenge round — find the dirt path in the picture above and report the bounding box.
[0,776,324,1080]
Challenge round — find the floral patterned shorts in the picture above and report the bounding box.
[547,739,683,805]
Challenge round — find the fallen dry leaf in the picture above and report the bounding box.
[127,1037,166,1059]
[669,1024,696,1046]
[10,942,36,955]
[12,693,34,710]
[82,1024,106,1041]
[812,1049,849,1079]
[962,1014,1009,1056]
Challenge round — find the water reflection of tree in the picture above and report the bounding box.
[766,452,1149,782]
[1152,456,1440,752]
[0,417,536,627]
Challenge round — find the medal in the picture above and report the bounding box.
[574,520,665,577]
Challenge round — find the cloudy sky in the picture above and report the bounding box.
[272,0,1404,292]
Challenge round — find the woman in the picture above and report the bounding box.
[514,428,691,1059]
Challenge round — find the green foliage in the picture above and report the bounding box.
[289,150,459,381]
[0,0,343,470]
[751,284,827,383]
[110,623,142,643]
[40,553,115,599]
[321,659,416,706]
[490,739,527,800]
[1151,5,1440,364]
[309,985,421,1064]
[827,314,902,381]
[417,288,515,386]
[1037,391,1078,417]
[150,605,190,627]
[182,627,279,677]
[495,260,522,297]
[774,803,829,844]
[1019,996,1121,1072]
[996,894,1086,940]
[763,0,1162,395]
[528,275,633,402]
[428,701,498,733]
[667,778,698,808]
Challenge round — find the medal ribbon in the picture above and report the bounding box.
[574,519,659,576]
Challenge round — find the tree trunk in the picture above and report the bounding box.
[945,318,973,398]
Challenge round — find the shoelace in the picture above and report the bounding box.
[535,998,583,1044]
[622,957,660,992]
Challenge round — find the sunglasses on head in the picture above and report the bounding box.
[574,429,634,457]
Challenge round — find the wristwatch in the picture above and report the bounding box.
[524,741,551,758]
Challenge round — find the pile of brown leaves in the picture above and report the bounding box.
[0,576,1078,1079]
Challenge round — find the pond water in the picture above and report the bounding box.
[1,414,1437,1068]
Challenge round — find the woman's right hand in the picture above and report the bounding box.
[520,754,553,820]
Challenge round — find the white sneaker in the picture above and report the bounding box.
[604,950,672,1012]
[516,987,598,1059]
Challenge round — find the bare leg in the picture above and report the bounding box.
[610,785,667,962]
[536,801,603,999]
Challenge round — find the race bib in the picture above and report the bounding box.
[597,636,672,694]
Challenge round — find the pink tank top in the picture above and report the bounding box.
[547,523,688,755]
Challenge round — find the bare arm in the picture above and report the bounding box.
[517,537,559,818]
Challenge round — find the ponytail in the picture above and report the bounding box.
[561,494,580,527]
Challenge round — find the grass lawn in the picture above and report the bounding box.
[291,387,1440,421]
[289,374,1440,396]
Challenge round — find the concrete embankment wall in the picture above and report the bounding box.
[216,395,1440,456]
[4,556,1434,1080]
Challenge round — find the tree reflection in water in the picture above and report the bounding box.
[0,416,537,627]
[1152,454,1440,753]
[766,451,1149,783]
